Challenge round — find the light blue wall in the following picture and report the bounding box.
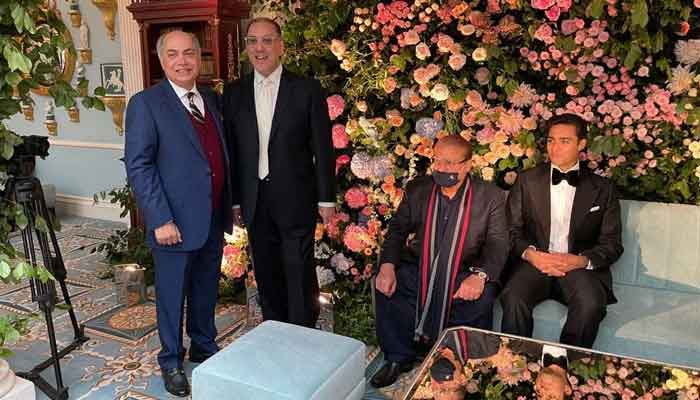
[5,0,126,198]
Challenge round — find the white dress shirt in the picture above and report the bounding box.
[548,163,579,253]
[168,80,205,117]
[254,64,283,179]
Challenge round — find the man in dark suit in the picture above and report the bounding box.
[371,135,509,388]
[223,18,335,328]
[124,30,233,397]
[501,113,623,349]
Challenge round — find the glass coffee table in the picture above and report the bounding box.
[402,326,700,400]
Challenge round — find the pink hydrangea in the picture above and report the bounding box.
[344,187,368,209]
[545,5,561,21]
[327,95,345,120]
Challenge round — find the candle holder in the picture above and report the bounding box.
[114,264,147,307]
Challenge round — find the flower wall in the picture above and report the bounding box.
[254,0,700,342]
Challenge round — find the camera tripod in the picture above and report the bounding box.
[4,175,88,400]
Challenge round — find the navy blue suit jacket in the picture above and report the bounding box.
[124,80,233,251]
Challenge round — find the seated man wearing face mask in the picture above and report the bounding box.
[371,135,509,388]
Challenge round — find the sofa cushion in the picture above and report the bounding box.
[615,200,700,294]
[495,283,700,368]
[192,321,366,400]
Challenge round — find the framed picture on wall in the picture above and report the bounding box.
[100,63,125,96]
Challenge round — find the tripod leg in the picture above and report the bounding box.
[42,305,65,392]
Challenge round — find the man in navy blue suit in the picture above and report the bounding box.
[124,30,233,397]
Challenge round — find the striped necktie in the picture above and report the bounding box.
[186,92,205,123]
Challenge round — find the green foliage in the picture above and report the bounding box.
[331,279,377,345]
[0,0,106,359]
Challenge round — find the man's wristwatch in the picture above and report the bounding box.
[469,267,489,282]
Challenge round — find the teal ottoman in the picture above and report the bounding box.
[192,321,366,400]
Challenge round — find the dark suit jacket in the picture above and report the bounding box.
[507,162,623,302]
[124,80,233,251]
[380,176,509,283]
[223,69,335,231]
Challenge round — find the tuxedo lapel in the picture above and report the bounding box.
[569,167,599,249]
[158,81,206,161]
[533,164,552,248]
[243,76,261,156]
[269,69,292,146]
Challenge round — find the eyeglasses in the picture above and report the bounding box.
[244,36,280,47]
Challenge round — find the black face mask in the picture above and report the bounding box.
[432,171,460,187]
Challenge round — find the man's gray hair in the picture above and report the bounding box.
[156,30,200,61]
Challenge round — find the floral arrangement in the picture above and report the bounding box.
[411,346,700,399]
[221,226,250,280]
[248,0,700,343]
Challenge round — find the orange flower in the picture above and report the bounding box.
[381,181,395,194]
[315,223,325,241]
[382,77,397,94]
[433,110,443,120]
[447,96,464,112]
[384,175,396,185]
[386,109,404,127]
[394,144,407,156]
[460,130,473,141]
[451,3,469,18]
[363,248,374,256]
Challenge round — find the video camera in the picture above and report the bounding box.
[7,135,50,177]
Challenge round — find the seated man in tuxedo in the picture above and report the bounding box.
[501,113,624,349]
[371,135,509,388]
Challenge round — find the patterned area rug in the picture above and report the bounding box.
[3,216,395,400]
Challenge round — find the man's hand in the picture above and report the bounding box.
[549,253,588,273]
[155,221,182,246]
[523,248,568,277]
[375,263,397,297]
[318,206,335,225]
[453,274,485,301]
[232,207,243,226]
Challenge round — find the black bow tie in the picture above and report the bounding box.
[552,168,579,186]
[543,353,568,370]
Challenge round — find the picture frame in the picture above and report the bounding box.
[100,63,125,97]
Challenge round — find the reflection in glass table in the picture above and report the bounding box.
[403,327,700,400]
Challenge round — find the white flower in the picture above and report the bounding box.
[668,65,696,95]
[674,39,700,66]
[316,266,336,287]
[508,83,538,108]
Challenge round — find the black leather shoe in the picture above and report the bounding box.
[189,350,217,363]
[162,368,190,397]
[370,361,413,388]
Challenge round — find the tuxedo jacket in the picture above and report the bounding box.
[222,69,335,230]
[380,176,509,284]
[124,80,233,251]
[507,163,624,302]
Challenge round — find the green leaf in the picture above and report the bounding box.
[35,216,49,233]
[11,5,25,33]
[2,142,14,160]
[15,212,28,230]
[624,43,642,70]
[5,71,21,87]
[12,262,27,280]
[631,0,649,28]
[0,260,10,279]
[93,98,105,111]
[94,87,106,97]
[3,327,19,343]
[587,0,605,19]
[0,348,13,359]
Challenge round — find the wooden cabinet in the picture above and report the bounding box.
[127,0,250,89]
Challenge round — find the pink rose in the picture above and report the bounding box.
[546,5,561,21]
[327,95,345,120]
[448,53,467,71]
[332,124,349,149]
[531,0,556,10]
[534,24,554,43]
[344,187,368,209]
[415,42,431,60]
[561,19,579,35]
[557,0,572,10]
[335,154,350,174]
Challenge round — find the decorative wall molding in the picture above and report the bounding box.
[48,138,124,151]
[117,0,144,100]
[56,193,129,224]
